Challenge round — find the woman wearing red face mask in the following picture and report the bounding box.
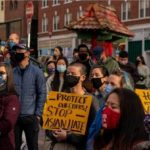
[94,88,149,150]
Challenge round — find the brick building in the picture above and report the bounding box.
[38,0,150,66]
[0,0,150,65]
[0,0,38,56]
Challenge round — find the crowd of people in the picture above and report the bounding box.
[0,33,150,150]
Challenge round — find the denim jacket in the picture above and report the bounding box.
[13,63,46,117]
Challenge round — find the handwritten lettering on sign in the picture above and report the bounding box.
[42,91,92,135]
[135,89,150,114]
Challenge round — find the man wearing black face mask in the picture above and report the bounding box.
[65,62,98,110]
[75,44,94,77]
[45,63,97,150]
[90,65,109,108]
[13,44,46,150]
[74,44,94,92]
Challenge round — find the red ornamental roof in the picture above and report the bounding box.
[66,3,134,37]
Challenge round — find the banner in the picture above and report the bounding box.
[42,91,92,135]
[135,89,150,114]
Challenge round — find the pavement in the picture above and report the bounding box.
[38,128,45,150]
[21,128,45,150]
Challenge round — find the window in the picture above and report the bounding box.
[42,0,48,7]
[64,0,72,3]
[10,21,21,35]
[10,0,13,10]
[77,6,83,19]
[42,13,48,32]
[145,0,150,16]
[9,0,18,10]
[53,0,59,5]
[14,0,18,9]
[108,0,111,5]
[139,0,150,18]
[1,1,4,11]
[64,9,72,26]
[53,11,59,31]
[121,1,131,20]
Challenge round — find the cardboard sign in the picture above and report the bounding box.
[135,89,150,114]
[42,91,92,135]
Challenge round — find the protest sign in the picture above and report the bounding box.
[135,89,150,114]
[42,91,92,135]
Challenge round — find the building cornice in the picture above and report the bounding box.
[38,33,77,41]
[0,18,22,24]
[128,23,150,30]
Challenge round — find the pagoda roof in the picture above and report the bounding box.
[66,3,134,37]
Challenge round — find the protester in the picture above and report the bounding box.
[105,69,134,94]
[92,46,104,64]
[72,48,79,62]
[118,50,140,85]
[93,46,119,74]
[87,69,134,150]
[9,33,20,45]
[45,62,97,150]
[74,44,94,92]
[3,33,20,66]
[90,65,109,107]
[44,61,56,79]
[13,44,46,150]
[0,62,20,150]
[94,88,149,150]
[135,55,150,89]
[47,57,68,93]
[48,46,63,62]
[75,44,94,76]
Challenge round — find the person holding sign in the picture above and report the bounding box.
[94,88,149,150]
[45,63,97,150]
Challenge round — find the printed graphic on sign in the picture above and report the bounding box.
[42,91,92,135]
[135,89,150,114]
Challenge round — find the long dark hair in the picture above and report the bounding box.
[51,57,68,91]
[0,62,17,95]
[136,55,146,66]
[94,88,148,150]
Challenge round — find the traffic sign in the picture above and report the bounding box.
[26,1,34,22]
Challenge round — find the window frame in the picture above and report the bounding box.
[42,0,48,8]
[42,14,48,32]
[53,11,59,31]
[121,1,131,21]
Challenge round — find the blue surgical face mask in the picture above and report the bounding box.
[57,65,66,73]
[4,59,11,64]
[8,41,16,51]
[105,84,114,94]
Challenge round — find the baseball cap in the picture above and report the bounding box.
[93,46,104,57]
[12,44,28,51]
[119,50,128,58]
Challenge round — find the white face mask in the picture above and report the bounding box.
[57,65,66,73]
